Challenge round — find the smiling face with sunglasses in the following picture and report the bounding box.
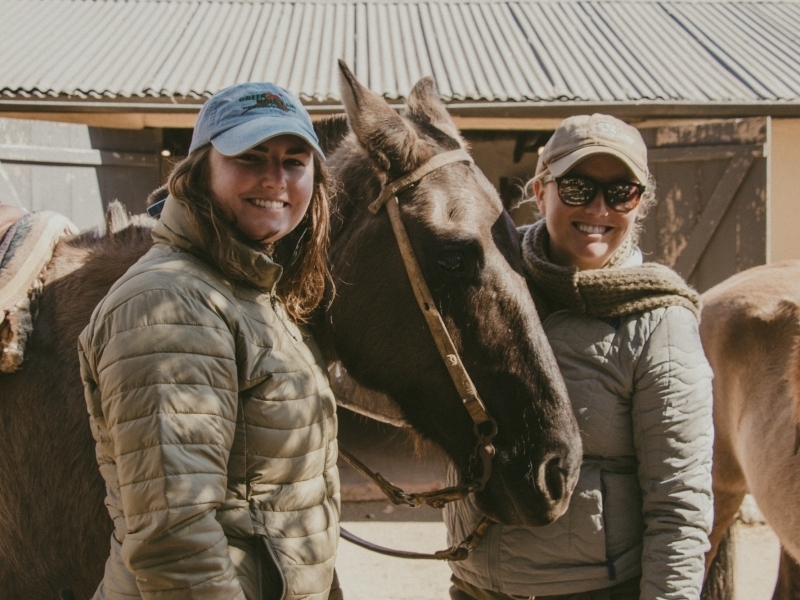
[531,114,651,271]
[534,154,643,270]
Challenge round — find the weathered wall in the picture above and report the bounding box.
[0,118,161,230]
[768,118,800,263]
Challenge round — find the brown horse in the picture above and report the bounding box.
[0,62,581,599]
[700,259,800,600]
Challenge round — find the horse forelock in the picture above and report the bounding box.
[327,108,474,217]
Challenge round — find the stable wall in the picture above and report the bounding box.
[768,118,800,263]
[0,117,161,229]
[463,133,542,225]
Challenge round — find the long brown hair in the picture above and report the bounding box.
[167,144,332,322]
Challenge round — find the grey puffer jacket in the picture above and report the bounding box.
[79,197,339,600]
[445,223,713,599]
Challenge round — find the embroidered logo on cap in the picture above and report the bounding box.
[572,122,636,146]
[239,92,297,115]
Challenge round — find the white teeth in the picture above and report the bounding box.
[250,199,284,209]
[576,223,607,234]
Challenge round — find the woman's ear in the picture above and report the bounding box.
[533,179,546,216]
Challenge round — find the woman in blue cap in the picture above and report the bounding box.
[79,82,340,600]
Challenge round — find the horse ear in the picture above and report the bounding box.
[338,60,421,173]
[105,200,132,235]
[406,76,464,145]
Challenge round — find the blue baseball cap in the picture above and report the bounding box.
[188,82,324,159]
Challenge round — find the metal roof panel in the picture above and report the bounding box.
[1,0,799,106]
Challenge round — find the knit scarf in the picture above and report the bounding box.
[521,220,701,320]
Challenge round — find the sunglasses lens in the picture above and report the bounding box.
[556,177,597,206]
[605,184,642,212]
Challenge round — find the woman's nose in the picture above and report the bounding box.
[260,162,285,189]
[584,190,610,214]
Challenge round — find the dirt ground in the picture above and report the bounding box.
[732,521,780,600]
[335,413,782,600]
[335,502,782,600]
[337,501,453,600]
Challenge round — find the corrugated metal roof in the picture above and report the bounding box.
[1,0,799,106]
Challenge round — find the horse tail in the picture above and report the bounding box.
[702,526,735,600]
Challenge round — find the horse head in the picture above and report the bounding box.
[319,62,581,526]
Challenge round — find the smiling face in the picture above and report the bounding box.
[209,134,314,246]
[534,154,640,271]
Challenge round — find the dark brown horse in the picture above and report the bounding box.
[0,63,581,599]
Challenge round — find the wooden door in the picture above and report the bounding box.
[639,118,767,293]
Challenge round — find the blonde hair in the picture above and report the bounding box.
[167,144,332,322]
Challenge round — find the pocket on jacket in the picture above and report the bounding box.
[601,471,644,560]
[228,536,260,600]
[227,536,285,600]
[497,464,607,567]
[564,463,607,564]
[258,537,285,600]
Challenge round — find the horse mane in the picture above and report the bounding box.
[314,115,350,157]
[47,203,155,348]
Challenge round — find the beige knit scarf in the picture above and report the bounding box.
[521,220,701,320]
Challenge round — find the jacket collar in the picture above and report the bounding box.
[152,195,283,293]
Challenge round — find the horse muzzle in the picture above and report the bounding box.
[475,444,580,527]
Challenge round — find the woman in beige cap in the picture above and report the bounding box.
[446,114,713,600]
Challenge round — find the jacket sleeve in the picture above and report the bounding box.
[83,285,245,600]
[632,306,714,600]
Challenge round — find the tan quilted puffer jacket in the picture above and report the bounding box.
[79,197,340,600]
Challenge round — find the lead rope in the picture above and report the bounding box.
[340,516,491,561]
[339,148,497,561]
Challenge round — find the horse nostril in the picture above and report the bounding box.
[541,456,567,502]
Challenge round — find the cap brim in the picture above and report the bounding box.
[211,117,325,160]
[548,146,648,184]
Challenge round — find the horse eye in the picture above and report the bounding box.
[437,251,464,271]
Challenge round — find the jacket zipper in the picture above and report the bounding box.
[269,293,299,342]
[261,536,287,600]
[256,544,263,600]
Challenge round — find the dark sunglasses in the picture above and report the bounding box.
[542,174,645,213]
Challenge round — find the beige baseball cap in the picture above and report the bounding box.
[536,114,649,184]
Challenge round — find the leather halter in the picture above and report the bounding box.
[339,148,496,560]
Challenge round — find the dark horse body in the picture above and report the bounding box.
[0,64,581,599]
